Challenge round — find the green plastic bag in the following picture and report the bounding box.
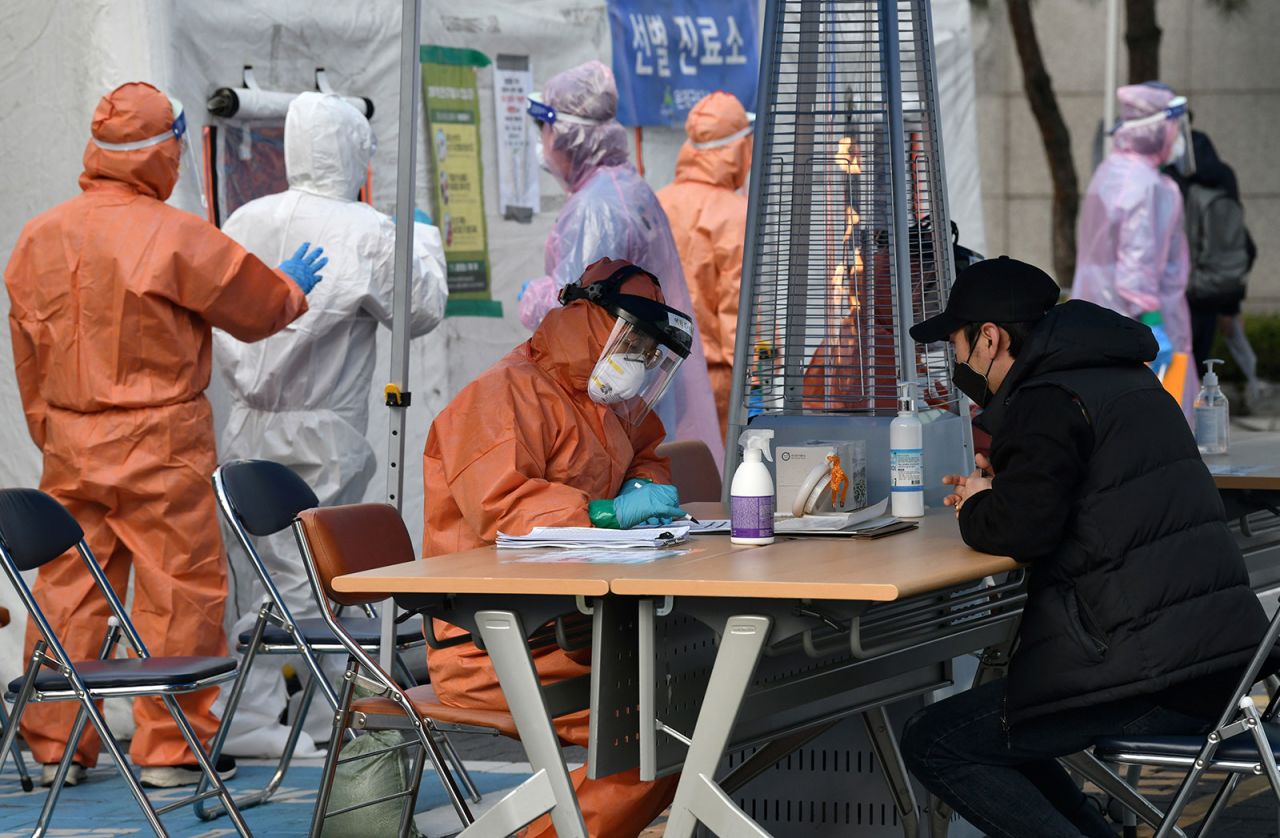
[321,726,423,837]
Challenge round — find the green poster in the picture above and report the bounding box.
[422,45,502,318]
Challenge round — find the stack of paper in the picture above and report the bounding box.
[496,524,690,549]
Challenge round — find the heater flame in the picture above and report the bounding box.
[837,136,863,175]
[842,206,862,243]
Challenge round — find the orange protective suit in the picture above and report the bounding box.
[4,82,308,769]
[656,92,753,441]
[424,258,678,836]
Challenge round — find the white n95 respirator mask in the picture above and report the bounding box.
[589,354,648,404]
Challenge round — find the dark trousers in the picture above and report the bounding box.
[901,680,1211,838]
[1190,304,1221,371]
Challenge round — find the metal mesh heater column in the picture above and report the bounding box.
[727,0,963,485]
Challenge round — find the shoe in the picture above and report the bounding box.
[139,755,237,788]
[40,762,87,787]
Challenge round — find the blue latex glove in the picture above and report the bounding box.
[518,279,534,302]
[613,481,688,529]
[278,242,327,295]
[1150,324,1174,376]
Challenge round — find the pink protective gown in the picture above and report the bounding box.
[517,61,723,469]
[1072,83,1196,410]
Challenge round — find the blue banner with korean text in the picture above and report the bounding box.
[607,0,759,127]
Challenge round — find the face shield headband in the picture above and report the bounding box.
[526,93,607,129]
[91,96,188,151]
[687,113,756,150]
[89,96,208,209]
[1112,95,1195,173]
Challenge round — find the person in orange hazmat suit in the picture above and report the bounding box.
[3,82,317,789]
[656,91,753,441]
[424,258,691,836]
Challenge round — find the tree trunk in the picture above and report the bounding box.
[1007,0,1080,285]
[1124,0,1162,83]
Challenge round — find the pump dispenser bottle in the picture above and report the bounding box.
[731,429,775,545]
[890,382,925,517]
[1195,358,1229,455]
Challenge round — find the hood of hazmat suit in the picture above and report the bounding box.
[213,94,447,753]
[1072,83,1194,411]
[517,61,723,467]
[4,81,308,769]
[657,91,753,441]
[424,257,680,836]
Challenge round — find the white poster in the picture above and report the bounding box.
[493,54,539,223]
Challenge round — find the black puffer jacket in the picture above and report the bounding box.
[963,300,1267,724]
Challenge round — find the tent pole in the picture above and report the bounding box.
[382,0,423,672]
[1103,0,1118,157]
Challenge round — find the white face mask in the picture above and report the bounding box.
[1166,133,1186,166]
[588,354,647,404]
[536,141,551,174]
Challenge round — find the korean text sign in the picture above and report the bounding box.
[607,0,759,127]
[422,46,492,299]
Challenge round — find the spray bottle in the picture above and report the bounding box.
[1194,358,1229,455]
[731,429,775,545]
[890,382,925,518]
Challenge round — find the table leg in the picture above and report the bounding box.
[475,609,587,838]
[664,614,772,838]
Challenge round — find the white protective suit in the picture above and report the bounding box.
[213,92,447,756]
[1073,83,1195,410]
[517,61,724,468]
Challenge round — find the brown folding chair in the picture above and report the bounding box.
[656,439,723,502]
[292,503,570,837]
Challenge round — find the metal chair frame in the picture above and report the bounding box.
[0,493,250,837]
[198,462,476,820]
[1069,597,1280,838]
[291,514,479,838]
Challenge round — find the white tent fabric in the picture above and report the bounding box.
[0,0,982,680]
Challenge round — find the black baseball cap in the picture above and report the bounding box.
[909,255,1060,344]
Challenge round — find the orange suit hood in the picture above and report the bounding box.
[80,82,182,201]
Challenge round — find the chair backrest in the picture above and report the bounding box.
[218,459,320,537]
[295,504,416,607]
[656,439,723,503]
[0,489,84,571]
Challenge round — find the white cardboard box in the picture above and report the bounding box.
[775,441,867,515]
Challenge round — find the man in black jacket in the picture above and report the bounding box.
[899,256,1268,838]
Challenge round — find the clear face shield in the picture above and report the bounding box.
[1116,95,1195,176]
[560,266,694,425]
[588,313,690,424]
[90,96,208,209]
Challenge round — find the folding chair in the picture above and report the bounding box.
[0,488,249,836]
[199,458,477,820]
[294,503,575,838]
[1065,596,1280,838]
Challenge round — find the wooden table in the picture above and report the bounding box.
[333,509,1021,838]
[613,510,1015,601]
[1205,432,1280,491]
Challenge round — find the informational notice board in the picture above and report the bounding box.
[422,45,502,318]
[606,0,759,127]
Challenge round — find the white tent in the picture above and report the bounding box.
[0,0,983,681]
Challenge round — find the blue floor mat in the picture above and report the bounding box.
[0,761,527,836]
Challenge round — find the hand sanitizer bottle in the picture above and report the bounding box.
[1195,358,1229,455]
[890,382,925,517]
[731,429,775,545]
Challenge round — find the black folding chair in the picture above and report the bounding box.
[0,488,249,836]
[1065,600,1280,838]
[199,459,477,820]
